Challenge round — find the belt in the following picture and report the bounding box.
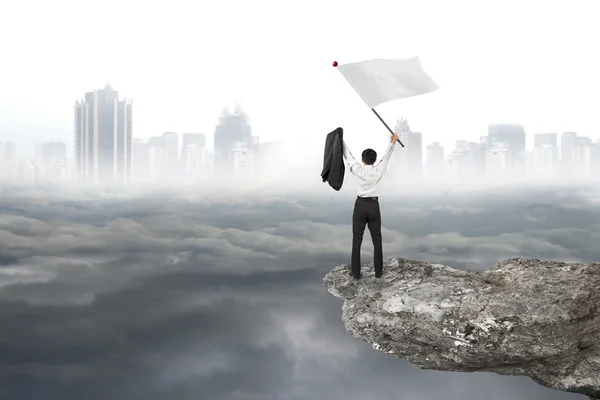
[357,196,378,201]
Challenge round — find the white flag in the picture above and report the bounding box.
[336,57,439,108]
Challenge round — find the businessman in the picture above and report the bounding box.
[342,133,399,279]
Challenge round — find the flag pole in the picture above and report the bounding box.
[333,60,405,148]
[371,108,405,147]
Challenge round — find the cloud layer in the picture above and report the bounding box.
[1,182,598,399]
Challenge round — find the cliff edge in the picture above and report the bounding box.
[323,258,600,399]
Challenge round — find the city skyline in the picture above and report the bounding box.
[3,114,599,185]
[2,1,600,162]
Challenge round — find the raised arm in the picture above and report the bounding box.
[375,134,398,174]
[342,140,363,176]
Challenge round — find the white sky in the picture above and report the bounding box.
[1,0,599,160]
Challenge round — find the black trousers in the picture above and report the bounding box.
[351,196,383,275]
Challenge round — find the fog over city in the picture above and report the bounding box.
[1,0,600,399]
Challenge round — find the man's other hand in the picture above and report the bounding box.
[391,134,399,144]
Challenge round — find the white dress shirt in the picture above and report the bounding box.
[342,140,395,197]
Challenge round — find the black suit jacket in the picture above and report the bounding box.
[321,127,345,191]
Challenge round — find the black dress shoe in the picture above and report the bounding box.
[375,271,382,278]
[350,273,361,279]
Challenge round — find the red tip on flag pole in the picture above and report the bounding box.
[332,61,338,67]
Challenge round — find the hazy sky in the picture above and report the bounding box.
[2,0,600,160]
[1,181,599,399]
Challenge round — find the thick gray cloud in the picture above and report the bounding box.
[0,182,597,399]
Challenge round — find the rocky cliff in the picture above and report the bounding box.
[323,258,600,399]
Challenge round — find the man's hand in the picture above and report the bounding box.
[391,133,399,144]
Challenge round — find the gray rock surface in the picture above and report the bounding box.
[323,258,600,399]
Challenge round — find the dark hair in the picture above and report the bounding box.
[361,148,377,165]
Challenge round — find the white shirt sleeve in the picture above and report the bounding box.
[343,140,364,176]
[375,141,395,175]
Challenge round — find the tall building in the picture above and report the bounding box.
[574,136,593,178]
[214,141,255,177]
[132,138,150,182]
[532,144,557,178]
[147,136,166,180]
[214,103,252,151]
[37,141,67,164]
[74,84,132,184]
[426,142,444,177]
[162,132,180,175]
[33,141,68,182]
[447,140,486,183]
[181,133,206,171]
[534,133,558,164]
[214,102,253,176]
[0,141,16,180]
[560,131,578,175]
[184,144,208,179]
[390,117,423,180]
[487,124,526,175]
[486,142,513,178]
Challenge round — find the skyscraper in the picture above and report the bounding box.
[0,141,16,180]
[214,103,252,151]
[132,138,150,182]
[487,124,526,175]
[390,117,423,180]
[426,142,444,177]
[181,133,206,168]
[532,133,558,178]
[38,141,67,165]
[560,132,578,176]
[74,84,132,184]
[162,132,179,175]
[214,102,253,176]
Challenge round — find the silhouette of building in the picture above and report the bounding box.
[162,132,180,175]
[74,84,132,184]
[181,133,206,168]
[132,138,150,182]
[426,142,444,177]
[447,140,486,183]
[487,124,526,176]
[0,141,16,180]
[214,103,252,151]
[214,103,254,177]
[532,133,558,178]
[390,117,423,180]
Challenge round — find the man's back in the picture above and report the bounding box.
[342,139,395,197]
[342,134,399,280]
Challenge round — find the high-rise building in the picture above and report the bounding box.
[214,103,252,151]
[147,136,166,179]
[426,142,444,177]
[532,144,558,178]
[37,141,67,165]
[181,133,206,167]
[574,136,593,178]
[214,102,253,176]
[486,142,513,178]
[132,138,150,182]
[390,117,422,180]
[487,124,526,175]
[560,132,578,173]
[184,144,208,179]
[74,84,132,184]
[447,141,486,183]
[533,133,559,167]
[0,141,16,180]
[162,132,180,175]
